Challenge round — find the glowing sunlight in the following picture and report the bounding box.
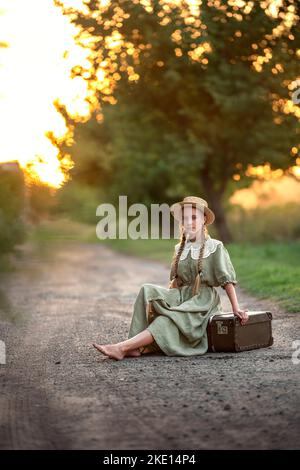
[0,0,95,187]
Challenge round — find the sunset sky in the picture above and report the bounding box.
[0,0,93,186]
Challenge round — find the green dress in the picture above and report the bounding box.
[127,236,237,357]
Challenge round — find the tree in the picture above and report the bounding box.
[56,0,300,241]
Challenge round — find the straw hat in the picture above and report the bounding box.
[170,196,215,225]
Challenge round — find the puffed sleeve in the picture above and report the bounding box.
[213,243,238,289]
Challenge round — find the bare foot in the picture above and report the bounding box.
[125,348,142,358]
[92,343,142,360]
[93,343,125,361]
[92,343,125,360]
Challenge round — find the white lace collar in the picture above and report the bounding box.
[175,235,223,260]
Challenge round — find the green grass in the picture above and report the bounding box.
[29,218,300,314]
[101,237,175,263]
[28,217,98,244]
[228,242,300,313]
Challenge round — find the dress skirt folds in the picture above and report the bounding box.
[127,237,238,357]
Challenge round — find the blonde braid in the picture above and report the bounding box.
[192,223,208,296]
[169,226,186,288]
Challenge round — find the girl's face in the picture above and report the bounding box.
[181,205,206,239]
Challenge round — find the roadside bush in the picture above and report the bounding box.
[0,166,26,255]
[228,202,300,243]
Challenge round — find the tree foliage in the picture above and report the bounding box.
[56,0,300,240]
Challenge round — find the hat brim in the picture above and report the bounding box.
[170,201,215,225]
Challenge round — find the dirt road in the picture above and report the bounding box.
[0,241,299,449]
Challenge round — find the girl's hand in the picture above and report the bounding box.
[233,308,249,326]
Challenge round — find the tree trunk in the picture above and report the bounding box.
[200,172,233,243]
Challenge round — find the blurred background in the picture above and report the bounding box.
[0,0,299,312]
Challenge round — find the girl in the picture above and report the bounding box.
[93,196,249,360]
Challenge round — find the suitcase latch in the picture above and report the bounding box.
[216,321,229,335]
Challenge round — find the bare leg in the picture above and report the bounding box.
[92,329,155,361]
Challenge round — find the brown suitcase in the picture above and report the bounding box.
[207,310,273,352]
